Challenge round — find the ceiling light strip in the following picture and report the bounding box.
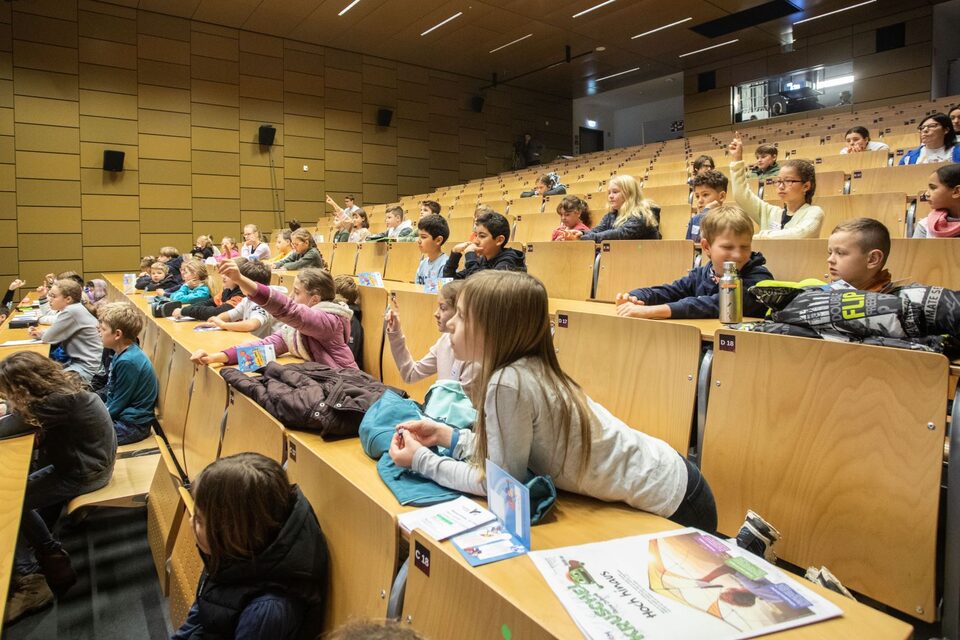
[338,0,361,16]
[631,17,693,39]
[572,0,616,18]
[489,33,533,54]
[678,39,739,58]
[421,12,463,36]
[793,0,876,25]
[595,66,640,82]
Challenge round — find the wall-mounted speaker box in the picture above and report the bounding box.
[258,124,276,146]
[102,149,125,172]
[376,108,393,127]
[471,95,485,113]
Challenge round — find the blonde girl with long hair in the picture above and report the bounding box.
[566,174,661,241]
[388,271,715,530]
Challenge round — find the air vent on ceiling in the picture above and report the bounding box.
[691,0,801,38]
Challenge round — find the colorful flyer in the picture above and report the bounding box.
[422,277,453,294]
[235,344,276,373]
[451,460,530,567]
[397,496,496,541]
[357,272,384,287]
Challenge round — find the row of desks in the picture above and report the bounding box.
[98,273,911,639]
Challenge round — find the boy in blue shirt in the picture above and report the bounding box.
[97,302,158,444]
[686,170,728,244]
[616,205,773,320]
[415,214,450,285]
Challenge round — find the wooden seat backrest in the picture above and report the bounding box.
[512,215,559,244]
[752,238,829,282]
[383,242,421,283]
[814,151,890,173]
[168,487,203,629]
[701,330,946,620]
[330,241,357,276]
[505,197,545,217]
[381,288,439,402]
[887,238,960,289]
[219,389,286,462]
[816,192,907,238]
[848,164,931,197]
[594,240,694,302]
[159,343,196,462]
[181,363,230,480]
[643,184,690,207]
[152,331,175,420]
[658,204,694,241]
[356,285,387,378]
[524,242,596,301]
[354,241,389,276]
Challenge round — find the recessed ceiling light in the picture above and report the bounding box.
[421,12,463,36]
[595,66,640,82]
[338,0,361,16]
[631,17,692,39]
[489,33,533,54]
[678,39,738,58]
[595,46,606,52]
[572,0,616,18]
[793,0,876,25]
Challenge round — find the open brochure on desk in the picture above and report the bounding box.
[530,528,842,640]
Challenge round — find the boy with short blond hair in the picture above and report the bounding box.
[827,217,895,292]
[98,302,158,444]
[616,204,773,319]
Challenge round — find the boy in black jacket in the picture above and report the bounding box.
[616,205,773,319]
[141,262,179,293]
[443,212,526,280]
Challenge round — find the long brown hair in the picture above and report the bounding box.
[192,452,294,574]
[458,271,594,480]
[0,351,83,426]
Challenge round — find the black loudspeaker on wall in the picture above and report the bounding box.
[258,124,276,146]
[471,95,485,113]
[102,150,125,172]
[376,108,393,127]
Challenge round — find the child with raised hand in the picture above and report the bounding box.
[97,302,158,445]
[174,257,248,321]
[728,132,824,238]
[567,175,661,241]
[415,214,450,284]
[0,352,116,615]
[189,262,356,369]
[443,212,525,279]
[551,195,591,241]
[827,218,896,292]
[272,229,326,270]
[195,260,278,338]
[385,280,476,393]
[914,164,960,238]
[171,453,328,640]
[28,278,103,383]
[388,271,716,531]
[168,259,212,303]
[615,205,773,320]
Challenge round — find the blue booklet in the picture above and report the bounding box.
[236,344,275,373]
[451,460,530,567]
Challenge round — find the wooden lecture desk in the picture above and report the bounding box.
[0,434,36,623]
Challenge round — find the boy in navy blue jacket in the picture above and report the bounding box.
[616,204,773,319]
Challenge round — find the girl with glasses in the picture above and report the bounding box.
[899,113,960,165]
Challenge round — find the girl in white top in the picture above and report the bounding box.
[728,132,824,239]
[899,113,960,165]
[385,280,476,395]
[839,126,889,154]
[388,271,717,531]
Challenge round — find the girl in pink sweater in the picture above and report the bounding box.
[190,262,357,370]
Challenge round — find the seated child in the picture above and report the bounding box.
[615,205,773,319]
[568,175,661,241]
[175,257,248,321]
[171,453,328,640]
[686,170,728,244]
[729,132,823,238]
[190,263,356,370]
[157,246,184,283]
[0,352,116,617]
[215,236,240,263]
[415,215,450,284]
[419,200,442,220]
[521,173,566,198]
[333,275,364,367]
[196,261,278,338]
[167,259,212,304]
[348,209,371,243]
[914,164,960,238]
[840,126,889,154]
[388,271,716,532]
[551,195,591,241]
[686,154,715,186]
[28,278,104,383]
[332,214,352,243]
[134,255,157,289]
[97,302,158,445]
[241,224,271,261]
[751,143,780,179]
[385,280,475,393]
[827,218,896,292]
[368,206,414,241]
[443,212,525,279]
[141,262,178,293]
[191,235,215,260]
[272,229,326,270]
[37,271,84,325]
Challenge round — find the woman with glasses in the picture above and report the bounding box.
[899,113,960,165]
[727,132,824,239]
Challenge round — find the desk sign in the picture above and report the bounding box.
[414,540,430,576]
[719,334,736,352]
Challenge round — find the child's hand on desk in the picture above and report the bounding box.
[389,429,423,468]
[209,316,226,329]
[615,292,648,318]
[190,349,228,365]
[563,229,583,241]
[171,308,182,319]
[27,326,43,339]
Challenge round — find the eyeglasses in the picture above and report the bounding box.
[773,179,803,187]
[919,124,942,132]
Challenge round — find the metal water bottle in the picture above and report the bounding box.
[719,261,742,324]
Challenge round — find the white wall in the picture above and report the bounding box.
[572,101,616,152]
[613,95,685,148]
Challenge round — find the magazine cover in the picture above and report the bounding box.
[451,460,530,567]
[530,528,842,639]
[357,272,384,287]
[236,344,276,373]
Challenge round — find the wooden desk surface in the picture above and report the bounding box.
[407,491,912,640]
[0,434,37,623]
